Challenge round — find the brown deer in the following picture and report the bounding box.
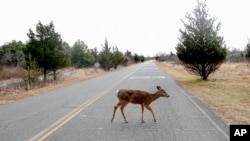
[111,86,169,123]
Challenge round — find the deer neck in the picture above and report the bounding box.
[150,91,161,102]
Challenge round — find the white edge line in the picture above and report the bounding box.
[179,88,229,140]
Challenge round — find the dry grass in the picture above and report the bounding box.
[0,68,107,105]
[157,61,250,125]
[0,66,23,80]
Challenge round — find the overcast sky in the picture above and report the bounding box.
[1,0,250,56]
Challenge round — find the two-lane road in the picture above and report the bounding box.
[0,61,229,141]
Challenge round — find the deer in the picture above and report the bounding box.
[111,86,169,123]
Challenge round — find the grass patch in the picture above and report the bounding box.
[0,66,22,80]
[157,61,250,125]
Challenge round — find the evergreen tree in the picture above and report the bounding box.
[90,47,99,62]
[245,39,250,62]
[26,21,70,81]
[62,41,71,55]
[112,46,125,69]
[176,1,226,80]
[133,53,140,63]
[98,39,113,71]
[21,53,42,85]
[124,50,133,63]
[71,40,94,68]
[140,55,145,62]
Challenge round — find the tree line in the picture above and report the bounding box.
[2,1,250,82]
[0,21,145,84]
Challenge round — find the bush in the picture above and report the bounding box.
[21,54,42,85]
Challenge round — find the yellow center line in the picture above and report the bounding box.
[29,70,137,141]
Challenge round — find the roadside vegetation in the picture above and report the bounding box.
[155,1,250,125]
[0,67,108,105]
[0,21,145,104]
[176,1,227,80]
[0,21,145,81]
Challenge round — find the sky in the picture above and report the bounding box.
[1,0,250,56]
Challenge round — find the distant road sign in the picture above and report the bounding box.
[94,62,100,68]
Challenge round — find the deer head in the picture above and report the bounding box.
[156,86,169,97]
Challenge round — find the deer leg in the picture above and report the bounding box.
[120,102,128,123]
[145,105,157,122]
[111,102,121,123]
[141,104,145,123]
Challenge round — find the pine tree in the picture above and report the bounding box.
[21,53,42,85]
[245,39,250,62]
[71,40,94,68]
[26,21,70,82]
[98,39,113,71]
[176,1,227,80]
[112,46,125,69]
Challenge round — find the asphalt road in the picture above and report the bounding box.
[0,61,229,141]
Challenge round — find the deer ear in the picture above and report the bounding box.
[156,86,161,90]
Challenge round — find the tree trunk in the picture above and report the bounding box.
[53,70,57,80]
[201,64,207,80]
[43,69,47,82]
